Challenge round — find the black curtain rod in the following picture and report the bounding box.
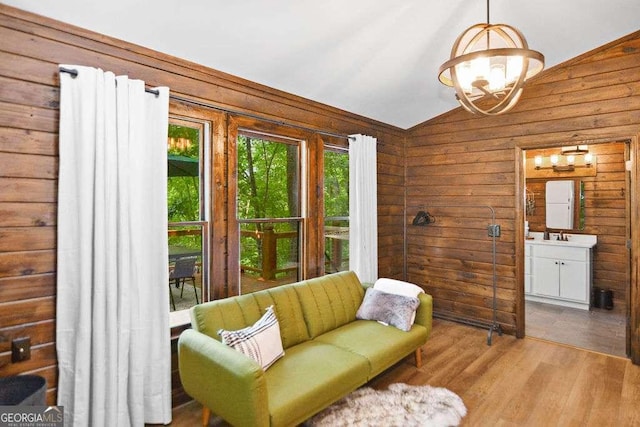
[59,67,354,141]
[59,67,160,96]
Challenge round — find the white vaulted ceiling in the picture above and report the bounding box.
[4,0,640,128]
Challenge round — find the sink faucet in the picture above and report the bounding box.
[559,231,564,241]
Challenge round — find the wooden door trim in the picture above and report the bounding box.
[629,134,640,364]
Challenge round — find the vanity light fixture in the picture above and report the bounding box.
[561,145,589,155]
[552,163,576,172]
[534,151,595,172]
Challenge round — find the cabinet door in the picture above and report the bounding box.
[533,257,560,297]
[559,260,588,302]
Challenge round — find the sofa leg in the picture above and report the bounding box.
[202,406,211,426]
[414,348,423,368]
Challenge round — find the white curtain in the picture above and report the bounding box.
[348,134,378,283]
[57,65,171,426]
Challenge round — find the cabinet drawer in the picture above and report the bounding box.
[533,245,589,261]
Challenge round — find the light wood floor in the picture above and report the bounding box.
[165,319,640,426]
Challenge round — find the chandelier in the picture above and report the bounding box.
[167,137,192,152]
[438,0,544,115]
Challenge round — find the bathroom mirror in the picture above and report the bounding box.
[525,178,585,231]
[546,180,575,229]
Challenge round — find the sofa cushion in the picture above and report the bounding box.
[264,341,369,427]
[356,288,420,332]
[293,271,365,338]
[190,293,260,338]
[254,285,311,348]
[218,306,285,370]
[190,285,310,349]
[314,320,428,377]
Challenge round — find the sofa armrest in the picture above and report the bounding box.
[415,293,433,338]
[178,329,270,427]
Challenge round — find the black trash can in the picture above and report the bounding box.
[593,287,614,310]
[592,287,602,308]
[599,289,614,310]
[0,375,46,405]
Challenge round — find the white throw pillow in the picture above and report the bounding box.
[218,305,284,370]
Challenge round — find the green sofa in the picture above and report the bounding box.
[178,271,433,427]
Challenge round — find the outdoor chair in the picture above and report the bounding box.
[169,256,199,310]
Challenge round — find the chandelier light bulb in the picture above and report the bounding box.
[455,62,474,93]
[473,57,491,84]
[489,64,506,91]
[506,56,523,83]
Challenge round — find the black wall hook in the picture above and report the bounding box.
[412,210,435,226]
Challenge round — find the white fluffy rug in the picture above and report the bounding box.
[308,383,467,427]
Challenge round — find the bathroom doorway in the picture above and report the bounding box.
[522,140,630,357]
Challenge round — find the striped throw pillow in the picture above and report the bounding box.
[218,305,284,370]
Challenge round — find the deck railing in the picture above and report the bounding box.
[240,226,298,280]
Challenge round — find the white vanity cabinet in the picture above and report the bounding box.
[524,243,532,294]
[525,236,596,310]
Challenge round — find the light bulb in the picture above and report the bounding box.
[455,62,473,93]
[585,153,594,165]
[489,64,506,91]
[534,155,543,167]
[550,155,559,165]
[472,57,490,85]
[506,56,523,83]
[567,155,575,165]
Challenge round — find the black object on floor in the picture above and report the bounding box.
[0,375,46,405]
[593,287,614,310]
[592,287,602,308]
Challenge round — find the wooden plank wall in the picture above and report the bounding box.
[0,5,405,406]
[525,142,628,312]
[406,31,640,335]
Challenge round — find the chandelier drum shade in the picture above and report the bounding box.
[438,3,544,115]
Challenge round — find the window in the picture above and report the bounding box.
[236,131,303,294]
[167,118,209,315]
[323,146,349,273]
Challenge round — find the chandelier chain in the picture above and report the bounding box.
[486,0,490,24]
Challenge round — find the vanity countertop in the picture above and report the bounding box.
[525,232,597,249]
